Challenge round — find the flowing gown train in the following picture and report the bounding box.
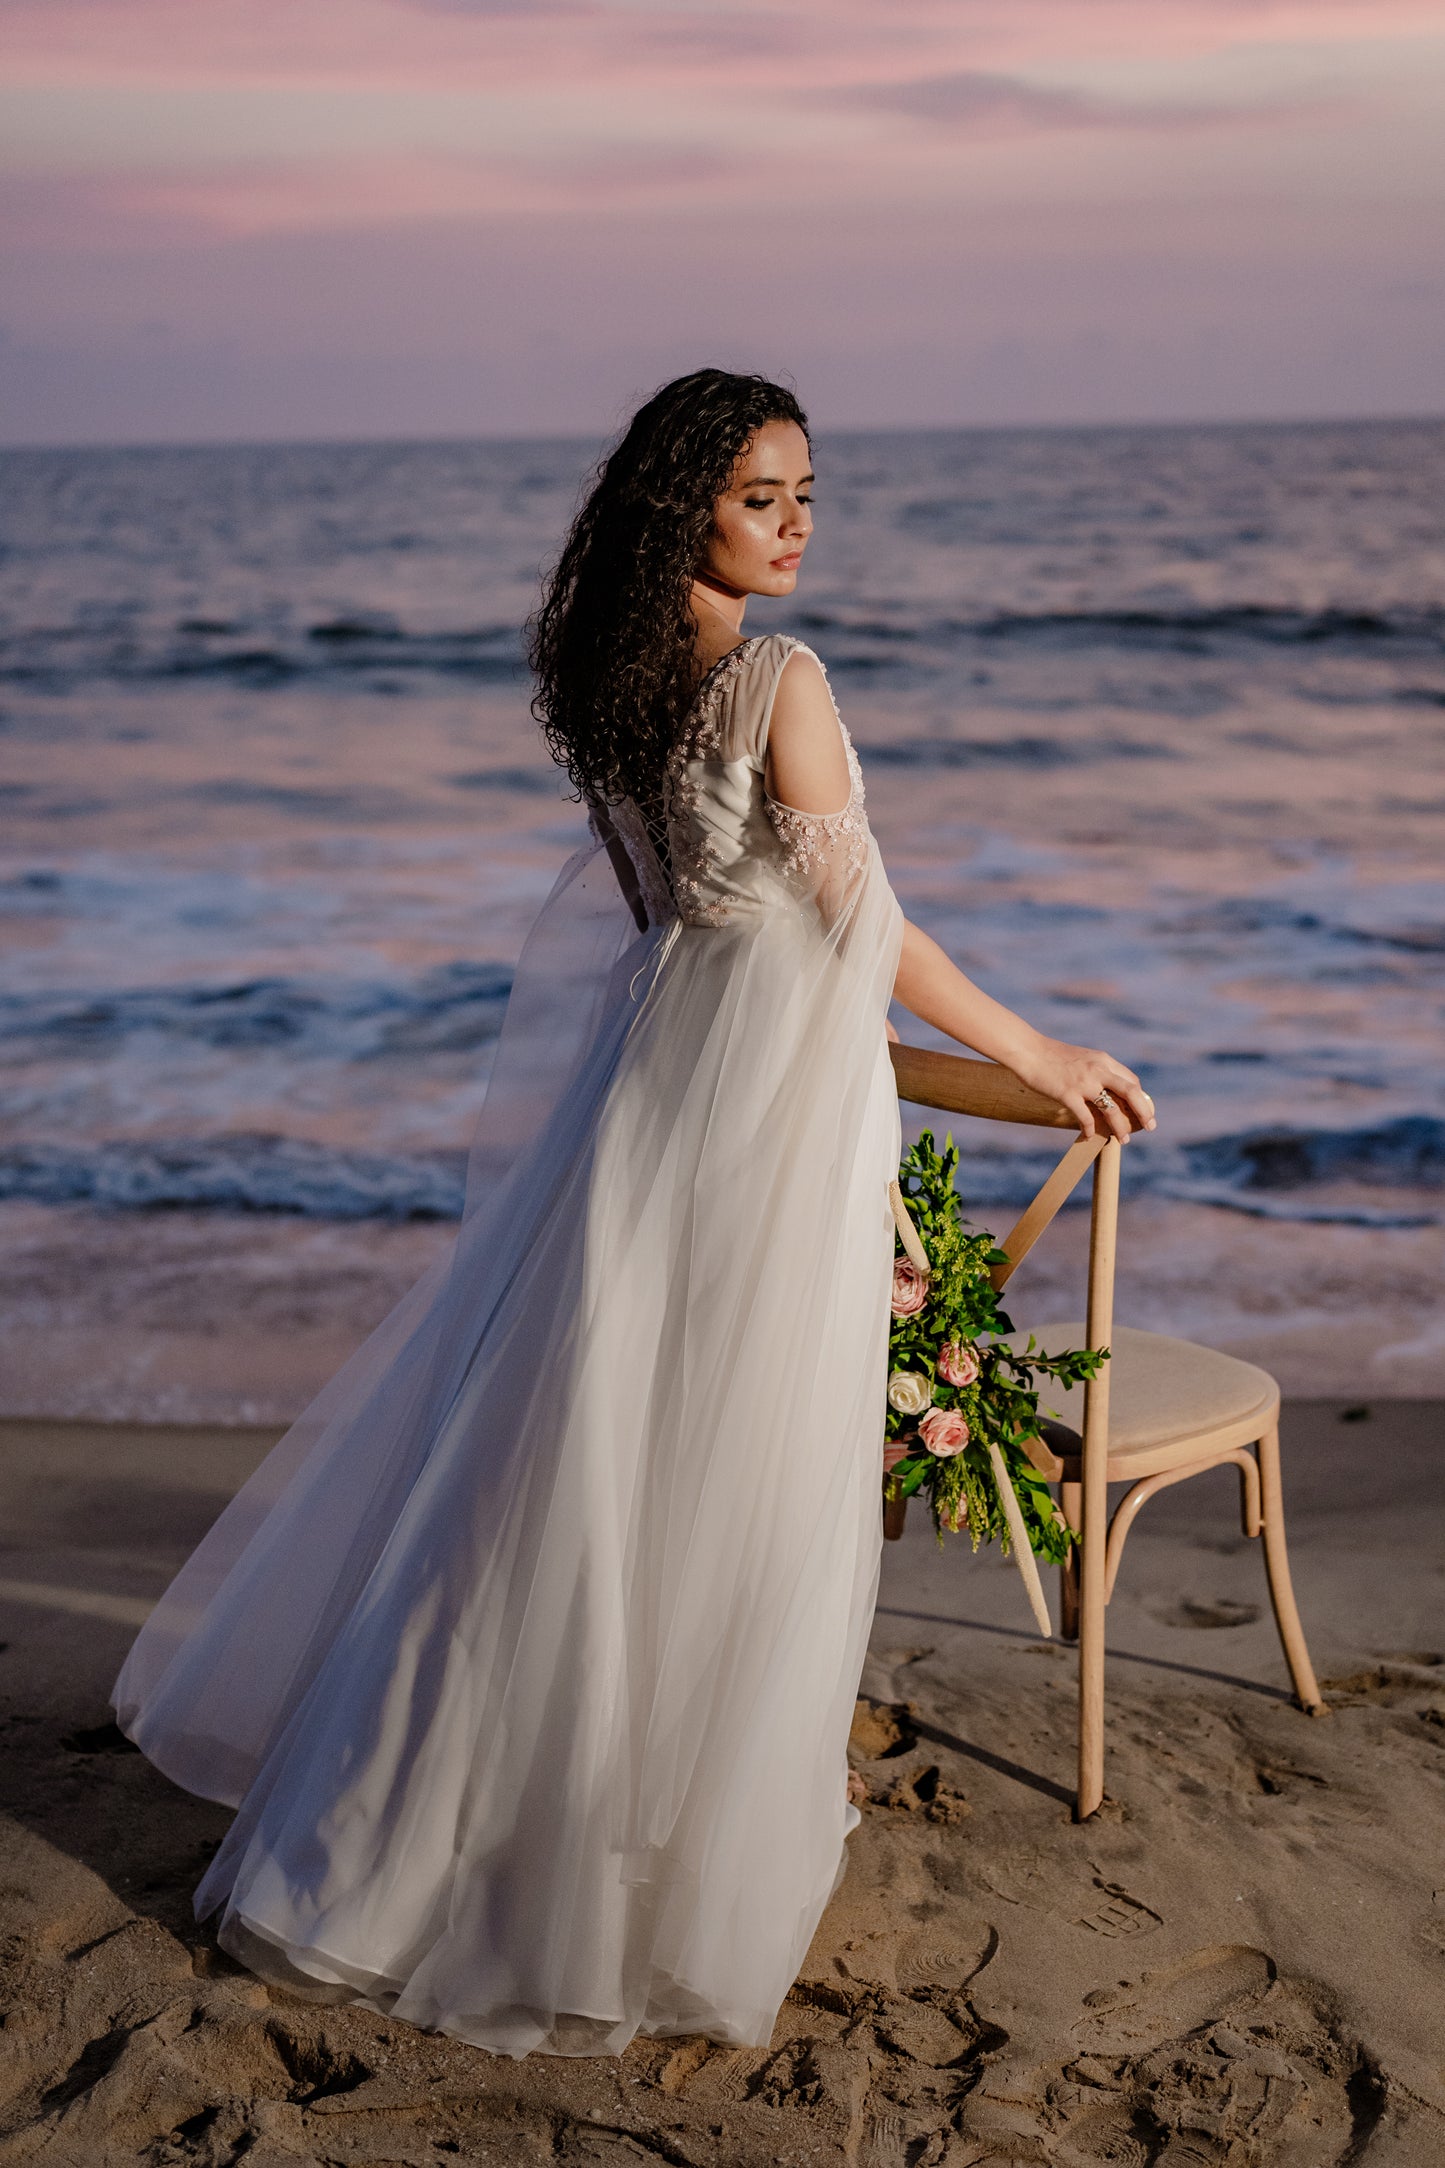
[113,633,905,2057]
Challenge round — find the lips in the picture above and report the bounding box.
[771,553,803,569]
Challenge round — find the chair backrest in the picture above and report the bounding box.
[889,1043,1120,1472]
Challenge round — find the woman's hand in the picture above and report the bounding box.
[1007,1035,1156,1143]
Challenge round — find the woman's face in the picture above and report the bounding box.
[697,419,814,601]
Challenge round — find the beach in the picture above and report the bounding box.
[1,1397,1442,2163]
[1,419,1442,2159]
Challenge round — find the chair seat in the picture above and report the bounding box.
[1003,1324,1279,1479]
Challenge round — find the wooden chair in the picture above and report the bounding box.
[886,1042,1324,1820]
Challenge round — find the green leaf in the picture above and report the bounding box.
[888,1131,1100,1562]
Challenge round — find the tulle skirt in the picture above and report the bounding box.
[115,870,904,2056]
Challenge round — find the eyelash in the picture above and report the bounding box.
[744,496,813,510]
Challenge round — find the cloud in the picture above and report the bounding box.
[2,0,1441,440]
[0,0,908,91]
[0,143,754,245]
[2,0,1439,105]
[843,69,1325,135]
[394,0,576,11]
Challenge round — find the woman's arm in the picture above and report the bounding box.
[764,656,1152,1140]
[893,918,1155,1144]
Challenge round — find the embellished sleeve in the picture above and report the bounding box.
[762,650,872,925]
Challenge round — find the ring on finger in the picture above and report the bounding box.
[1092,1088,1115,1111]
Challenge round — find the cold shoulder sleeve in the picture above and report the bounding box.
[709,633,801,767]
[757,643,870,918]
[686,634,887,936]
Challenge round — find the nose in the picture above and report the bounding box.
[785,496,811,538]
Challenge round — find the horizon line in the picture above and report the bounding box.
[3,405,1444,458]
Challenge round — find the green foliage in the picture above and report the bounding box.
[886,1130,1107,1562]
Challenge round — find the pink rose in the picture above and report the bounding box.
[882,1442,911,1476]
[936,1339,980,1389]
[891,1258,929,1318]
[919,1407,969,1459]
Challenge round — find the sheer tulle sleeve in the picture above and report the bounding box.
[760,646,873,931]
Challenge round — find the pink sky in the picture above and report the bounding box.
[2,0,1442,442]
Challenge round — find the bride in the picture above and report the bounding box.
[113,369,1153,2058]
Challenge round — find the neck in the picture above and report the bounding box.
[690,577,747,638]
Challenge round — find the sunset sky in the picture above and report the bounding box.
[2,0,1443,443]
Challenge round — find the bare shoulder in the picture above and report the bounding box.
[765,646,851,814]
[770,643,835,714]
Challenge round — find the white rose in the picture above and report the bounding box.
[887,1370,934,1417]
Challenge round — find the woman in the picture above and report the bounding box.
[113,369,1153,2059]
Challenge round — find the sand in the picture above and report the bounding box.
[4,1198,1444,1433]
[1,1399,1442,2165]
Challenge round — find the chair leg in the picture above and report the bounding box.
[1256,1424,1325,1713]
[1076,1484,1107,1820]
[1059,1479,1081,1642]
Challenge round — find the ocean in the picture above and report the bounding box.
[2,420,1442,1415]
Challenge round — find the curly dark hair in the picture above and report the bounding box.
[528,368,809,817]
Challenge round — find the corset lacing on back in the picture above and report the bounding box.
[627,780,674,882]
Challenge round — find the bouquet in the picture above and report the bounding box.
[885,1130,1106,1580]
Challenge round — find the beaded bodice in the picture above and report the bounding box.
[595,635,871,931]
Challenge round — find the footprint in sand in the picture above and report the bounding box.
[961,1944,1387,2166]
[980,1844,1162,1943]
[833,1922,997,1996]
[895,1924,999,1995]
[862,2107,907,2167]
[1075,1881,1164,1939]
[1252,1761,1329,1796]
[1155,1596,1263,1630]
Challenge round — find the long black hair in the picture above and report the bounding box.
[528,368,809,814]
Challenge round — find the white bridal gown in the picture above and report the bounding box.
[114,633,905,2057]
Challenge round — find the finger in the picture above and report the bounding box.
[1085,1085,1134,1145]
[1115,1083,1156,1132]
[1066,1093,1096,1138]
[1095,1059,1153,1132]
[1090,1090,1132,1145]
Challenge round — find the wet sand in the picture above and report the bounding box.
[4,1197,1443,1430]
[1,1398,1442,2163]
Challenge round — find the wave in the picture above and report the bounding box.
[4,597,1443,693]
[448,764,564,796]
[4,1113,1439,1224]
[855,733,1174,770]
[796,602,1445,654]
[1169,897,1445,957]
[937,1114,1444,1232]
[977,604,1445,649]
[0,962,513,1059]
[0,616,527,690]
[1179,1115,1445,1193]
[0,1136,467,1219]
